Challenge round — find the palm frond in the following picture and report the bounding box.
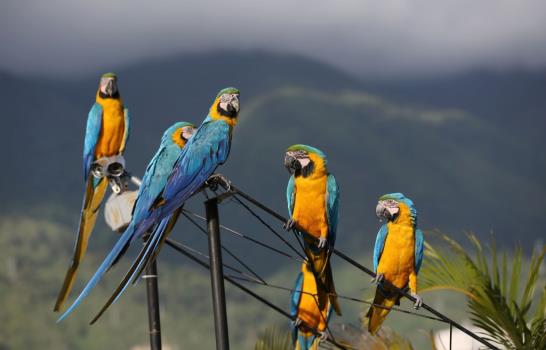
[420,232,546,350]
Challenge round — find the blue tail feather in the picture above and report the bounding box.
[57,222,136,322]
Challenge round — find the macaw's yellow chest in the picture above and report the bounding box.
[95,97,125,158]
[377,223,415,289]
[293,175,328,238]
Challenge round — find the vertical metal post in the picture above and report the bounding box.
[206,198,230,350]
[144,252,162,350]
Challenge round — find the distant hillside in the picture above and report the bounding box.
[0,50,545,248]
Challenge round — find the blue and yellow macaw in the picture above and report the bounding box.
[284,144,341,316]
[58,87,240,322]
[54,73,130,312]
[366,193,424,334]
[57,121,196,322]
[290,262,332,350]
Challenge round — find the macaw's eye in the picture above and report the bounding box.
[293,150,308,159]
[385,199,398,207]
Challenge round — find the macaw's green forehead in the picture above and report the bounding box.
[216,87,240,98]
[379,192,417,215]
[101,72,117,79]
[379,193,406,201]
[287,144,327,160]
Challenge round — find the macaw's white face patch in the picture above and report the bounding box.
[376,199,400,221]
[181,126,195,141]
[298,157,311,167]
[219,93,240,113]
[100,77,118,96]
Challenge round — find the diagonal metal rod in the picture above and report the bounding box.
[227,184,500,350]
[226,275,446,323]
[167,238,264,284]
[231,194,306,260]
[183,209,304,263]
[182,211,267,283]
[165,238,351,350]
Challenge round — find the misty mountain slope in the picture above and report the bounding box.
[0,51,544,245]
[220,85,546,248]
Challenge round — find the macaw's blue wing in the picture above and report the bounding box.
[286,175,296,217]
[83,103,102,181]
[121,107,130,153]
[131,143,181,226]
[414,228,424,274]
[140,120,231,229]
[290,271,303,344]
[325,174,339,248]
[373,224,388,273]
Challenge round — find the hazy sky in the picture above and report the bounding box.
[1,0,545,78]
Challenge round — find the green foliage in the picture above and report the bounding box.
[254,325,292,350]
[255,322,415,350]
[420,232,546,349]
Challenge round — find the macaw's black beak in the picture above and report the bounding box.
[284,154,301,174]
[376,204,391,221]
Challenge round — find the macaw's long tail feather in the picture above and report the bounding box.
[89,220,165,324]
[366,287,398,335]
[57,220,139,322]
[325,263,342,316]
[303,246,342,316]
[295,332,319,350]
[108,238,132,269]
[90,208,182,324]
[131,207,182,285]
[54,178,108,312]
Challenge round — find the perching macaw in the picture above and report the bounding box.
[284,144,341,316]
[290,262,332,350]
[57,121,196,322]
[58,87,240,322]
[366,193,424,334]
[54,73,130,312]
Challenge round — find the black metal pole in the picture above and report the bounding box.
[206,198,230,350]
[144,257,162,350]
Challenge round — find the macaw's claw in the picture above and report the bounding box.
[371,273,385,285]
[319,330,330,342]
[410,292,423,309]
[292,318,302,327]
[206,173,231,192]
[317,237,327,249]
[284,218,296,231]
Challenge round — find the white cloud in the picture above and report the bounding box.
[1,0,545,77]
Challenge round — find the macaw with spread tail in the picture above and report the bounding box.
[54,73,130,312]
[290,262,332,350]
[284,144,341,317]
[58,87,240,322]
[366,193,424,334]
